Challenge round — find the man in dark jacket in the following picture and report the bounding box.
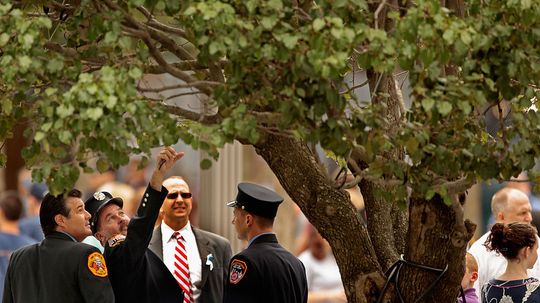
[3,189,114,303]
[85,147,184,303]
[223,183,308,303]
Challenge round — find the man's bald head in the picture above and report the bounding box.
[491,187,532,224]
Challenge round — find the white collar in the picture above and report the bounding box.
[161,221,192,242]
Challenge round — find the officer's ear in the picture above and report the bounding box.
[245,213,254,227]
[95,232,106,245]
[54,214,67,228]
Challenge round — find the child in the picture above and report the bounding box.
[457,253,479,303]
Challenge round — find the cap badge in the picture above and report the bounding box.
[93,192,106,201]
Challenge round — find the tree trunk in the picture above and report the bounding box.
[254,134,389,303]
[398,196,475,302]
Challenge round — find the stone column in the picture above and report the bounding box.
[198,141,245,253]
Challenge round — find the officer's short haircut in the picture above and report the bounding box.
[252,213,275,227]
[0,191,24,221]
[40,189,82,237]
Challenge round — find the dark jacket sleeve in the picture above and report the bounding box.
[223,255,256,303]
[78,247,115,303]
[3,253,15,303]
[107,185,168,266]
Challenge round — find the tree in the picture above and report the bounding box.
[2,0,540,302]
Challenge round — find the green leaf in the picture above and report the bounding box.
[200,158,212,169]
[0,33,9,47]
[421,98,435,112]
[17,56,32,71]
[2,99,12,115]
[437,101,452,116]
[58,130,72,144]
[87,107,104,121]
[312,19,325,31]
[34,131,45,142]
[128,67,142,79]
[96,158,109,173]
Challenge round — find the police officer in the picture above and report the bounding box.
[84,147,184,303]
[3,189,114,303]
[223,183,308,303]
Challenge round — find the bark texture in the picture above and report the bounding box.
[398,196,475,303]
[254,134,388,303]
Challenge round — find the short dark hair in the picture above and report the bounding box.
[485,222,537,260]
[0,191,24,221]
[40,189,82,237]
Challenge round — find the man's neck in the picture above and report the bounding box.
[0,221,20,235]
[164,219,189,231]
[247,227,273,243]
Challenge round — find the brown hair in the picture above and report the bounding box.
[484,223,537,260]
[0,191,24,221]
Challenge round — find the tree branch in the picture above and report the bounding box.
[136,6,188,38]
[159,103,222,124]
[137,81,221,93]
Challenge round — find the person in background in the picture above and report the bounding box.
[298,225,346,303]
[468,187,540,297]
[19,183,47,242]
[481,223,540,302]
[0,191,36,299]
[149,176,232,303]
[3,189,114,303]
[224,182,308,303]
[457,253,479,303]
[84,147,184,303]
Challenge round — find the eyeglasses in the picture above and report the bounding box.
[166,192,192,199]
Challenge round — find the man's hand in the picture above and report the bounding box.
[150,147,184,191]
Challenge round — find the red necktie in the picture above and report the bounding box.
[173,232,194,303]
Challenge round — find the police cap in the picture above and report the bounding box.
[227,183,283,219]
[84,191,123,233]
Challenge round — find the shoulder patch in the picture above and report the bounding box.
[107,234,125,248]
[229,259,247,284]
[87,252,108,277]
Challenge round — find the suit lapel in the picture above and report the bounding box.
[193,227,211,289]
[148,226,164,260]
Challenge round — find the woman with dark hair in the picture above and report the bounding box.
[482,222,540,302]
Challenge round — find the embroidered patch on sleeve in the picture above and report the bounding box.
[107,234,126,248]
[229,259,247,284]
[87,252,108,277]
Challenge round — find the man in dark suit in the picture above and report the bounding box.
[3,189,114,303]
[84,147,184,303]
[223,183,308,303]
[149,176,232,303]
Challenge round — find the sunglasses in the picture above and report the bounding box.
[166,192,192,199]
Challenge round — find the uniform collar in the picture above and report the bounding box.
[248,232,276,248]
[48,231,78,242]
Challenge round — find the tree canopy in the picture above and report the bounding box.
[2,0,540,302]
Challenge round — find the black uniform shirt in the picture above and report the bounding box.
[105,185,183,303]
[3,231,114,303]
[223,233,308,303]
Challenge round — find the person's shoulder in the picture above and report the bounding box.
[194,228,230,245]
[67,240,104,256]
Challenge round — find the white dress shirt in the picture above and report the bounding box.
[161,222,202,300]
